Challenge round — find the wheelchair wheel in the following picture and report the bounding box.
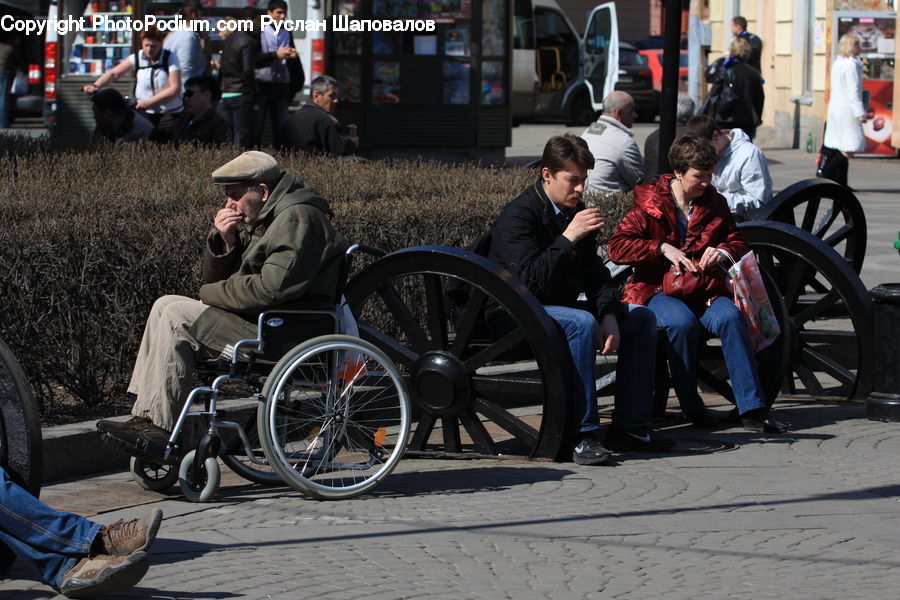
[258,334,411,500]
[178,449,220,503]
[130,457,179,492]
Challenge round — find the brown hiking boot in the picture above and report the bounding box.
[58,551,149,598]
[95,508,163,556]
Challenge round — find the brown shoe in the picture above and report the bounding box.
[58,551,149,598]
[95,508,163,556]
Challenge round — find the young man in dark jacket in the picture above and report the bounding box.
[488,134,673,465]
[218,7,295,149]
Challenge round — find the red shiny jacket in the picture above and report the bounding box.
[608,174,749,306]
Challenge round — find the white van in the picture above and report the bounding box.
[512,0,618,124]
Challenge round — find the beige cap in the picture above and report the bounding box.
[211,151,281,185]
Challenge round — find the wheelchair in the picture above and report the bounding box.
[128,245,412,502]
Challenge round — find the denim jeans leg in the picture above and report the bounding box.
[544,305,600,434]
[0,467,100,589]
[647,293,708,416]
[611,304,657,429]
[699,296,766,415]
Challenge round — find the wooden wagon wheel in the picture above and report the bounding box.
[345,246,575,461]
[756,178,867,274]
[740,221,875,400]
[0,335,42,496]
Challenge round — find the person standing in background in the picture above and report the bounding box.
[821,34,867,187]
[731,16,762,72]
[163,1,207,82]
[254,0,301,147]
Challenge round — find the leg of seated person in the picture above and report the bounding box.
[0,466,99,588]
[611,304,657,429]
[543,305,600,434]
[647,293,708,418]
[699,296,766,416]
[129,295,208,431]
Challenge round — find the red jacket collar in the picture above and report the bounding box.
[633,174,720,224]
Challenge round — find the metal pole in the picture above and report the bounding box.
[658,0,684,175]
[687,0,703,109]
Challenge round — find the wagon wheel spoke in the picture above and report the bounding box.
[409,410,438,451]
[422,274,449,350]
[441,416,462,452]
[791,291,840,328]
[779,254,816,308]
[822,224,852,249]
[458,407,497,454]
[357,323,419,370]
[376,282,430,353]
[800,197,822,232]
[473,396,539,448]
[798,345,857,388]
[795,363,827,397]
[450,289,487,357]
[464,328,527,372]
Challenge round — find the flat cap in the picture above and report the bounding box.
[211,151,281,185]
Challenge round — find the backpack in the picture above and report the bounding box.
[133,49,171,96]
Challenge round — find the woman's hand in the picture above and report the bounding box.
[598,313,620,355]
[659,242,698,273]
[698,246,726,271]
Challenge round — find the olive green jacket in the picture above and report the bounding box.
[188,171,349,352]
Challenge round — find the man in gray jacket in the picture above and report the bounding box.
[580,91,644,195]
[97,151,349,451]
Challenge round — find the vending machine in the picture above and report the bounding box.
[834,10,897,157]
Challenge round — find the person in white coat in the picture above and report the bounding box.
[822,34,867,186]
[580,91,644,195]
[685,114,772,219]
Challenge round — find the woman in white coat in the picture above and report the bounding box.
[822,34,867,186]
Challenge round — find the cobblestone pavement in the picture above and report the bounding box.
[6,397,900,599]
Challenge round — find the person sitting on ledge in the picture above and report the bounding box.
[0,466,161,598]
[90,88,154,144]
[96,150,349,453]
[608,135,788,433]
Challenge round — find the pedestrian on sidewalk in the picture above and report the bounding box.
[0,466,161,598]
[821,33,867,187]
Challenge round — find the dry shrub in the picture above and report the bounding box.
[0,140,633,423]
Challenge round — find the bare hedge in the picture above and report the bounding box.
[0,137,632,423]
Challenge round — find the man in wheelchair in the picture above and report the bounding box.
[97,150,350,457]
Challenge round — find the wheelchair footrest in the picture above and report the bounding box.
[99,431,179,465]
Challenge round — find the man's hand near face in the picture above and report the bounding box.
[214,207,243,251]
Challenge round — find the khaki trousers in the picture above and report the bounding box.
[128,295,208,430]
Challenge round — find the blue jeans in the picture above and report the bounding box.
[647,293,766,416]
[0,466,100,589]
[545,303,657,433]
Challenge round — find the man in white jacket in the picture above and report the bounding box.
[580,91,644,195]
[685,114,772,218]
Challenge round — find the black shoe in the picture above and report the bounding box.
[96,416,156,435]
[688,411,720,429]
[741,412,788,434]
[604,427,676,452]
[572,432,612,466]
[98,417,172,461]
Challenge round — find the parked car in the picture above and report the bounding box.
[615,43,659,122]
[639,48,688,92]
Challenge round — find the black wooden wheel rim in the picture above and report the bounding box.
[345,246,575,461]
[758,178,867,275]
[0,336,41,497]
[740,221,875,400]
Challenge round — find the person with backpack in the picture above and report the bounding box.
[82,25,183,136]
[701,37,763,140]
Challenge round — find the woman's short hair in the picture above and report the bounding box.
[838,33,861,58]
[540,134,595,174]
[668,135,718,174]
[141,25,164,42]
[730,37,752,62]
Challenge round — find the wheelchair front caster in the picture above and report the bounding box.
[178,449,220,502]
[130,457,179,492]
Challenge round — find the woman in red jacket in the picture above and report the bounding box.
[608,135,786,433]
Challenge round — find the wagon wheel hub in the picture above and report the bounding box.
[413,351,471,416]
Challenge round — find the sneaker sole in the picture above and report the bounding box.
[573,452,612,466]
[59,552,150,599]
[138,508,163,553]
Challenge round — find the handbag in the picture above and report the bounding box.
[727,251,781,352]
[700,69,738,123]
[816,143,848,184]
[662,262,724,301]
